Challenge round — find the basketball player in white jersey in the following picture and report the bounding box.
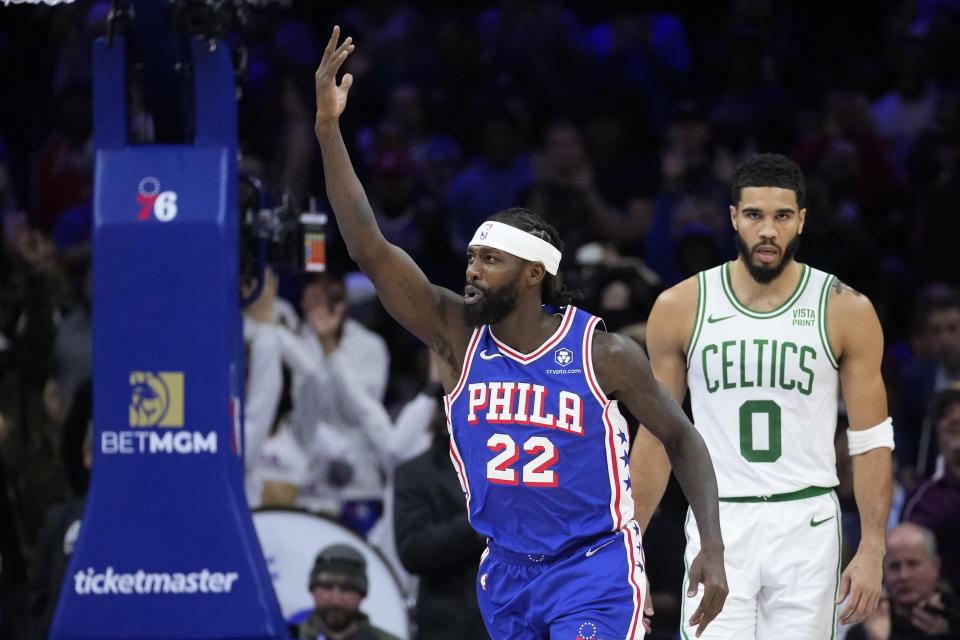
[631,153,893,638]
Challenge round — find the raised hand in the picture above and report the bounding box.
[314,26,355,135]
[687,543,728,637]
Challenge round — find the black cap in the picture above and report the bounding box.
[308,544,368,596]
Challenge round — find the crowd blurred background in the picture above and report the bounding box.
[1,0,960,638]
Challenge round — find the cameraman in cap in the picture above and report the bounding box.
[299,544,400,640]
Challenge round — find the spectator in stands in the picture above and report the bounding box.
[848,523,959,639]
[366,350,440,597]
[445,109,534,248]
[524,119,617,255]
[299,544,400,640]
[871,36,941,164]
[31,84,92,234]
[51,260,91,424]
[297,272,391,534]
[902,384,960,593]
[241,265,316,508]
[0,219,70,634]
[394,396,488,640]
[896,290,960,479]
[27,424,90,640]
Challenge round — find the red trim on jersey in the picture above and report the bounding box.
[604,403,625,530]
[583,316,608,406]
[583,315,626,529]
[490,305,576,363]
[624,527,644,639]
[445,395,472,510]
[449,327,485,401]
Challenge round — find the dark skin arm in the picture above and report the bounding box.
[594,330,728,637]
[313,27,469,387]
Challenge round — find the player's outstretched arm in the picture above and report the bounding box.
[830,282,893,625]
[313,27,462,357]
[594,331,727,637]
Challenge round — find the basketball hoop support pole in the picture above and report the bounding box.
[49,33,288,640]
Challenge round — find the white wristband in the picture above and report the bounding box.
[847,417,895,456]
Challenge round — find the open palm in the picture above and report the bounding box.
[314,26,355,132]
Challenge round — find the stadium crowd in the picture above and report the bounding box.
[1,1,959,638]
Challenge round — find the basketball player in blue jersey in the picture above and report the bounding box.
[313,27,728,639]
[632,154,893,639]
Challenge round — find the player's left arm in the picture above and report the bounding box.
[594,331,728,637]
[830,280,894,626]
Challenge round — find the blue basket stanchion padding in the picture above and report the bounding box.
[50,36,288,639]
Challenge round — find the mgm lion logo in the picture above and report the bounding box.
[129,371,184,427]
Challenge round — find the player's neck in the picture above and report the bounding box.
[728,258,804,312]
[489,300,561,354]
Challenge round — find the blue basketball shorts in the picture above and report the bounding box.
[477,521,647,640]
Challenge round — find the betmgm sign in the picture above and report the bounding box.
[50,34,286,640]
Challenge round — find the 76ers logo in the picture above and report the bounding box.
[137,176,178,222]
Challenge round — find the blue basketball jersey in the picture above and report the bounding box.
[444,306,636,556]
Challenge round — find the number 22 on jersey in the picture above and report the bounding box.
[487,434,559,487]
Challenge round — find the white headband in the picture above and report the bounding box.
[469,221,562,275]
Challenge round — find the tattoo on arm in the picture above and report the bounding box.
[833,280,862,297]
[427,302,460,371]
[399,277,424,306]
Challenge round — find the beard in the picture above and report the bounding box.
[319,606,355,632]
[734,232,801,284]
[463,281,519,327]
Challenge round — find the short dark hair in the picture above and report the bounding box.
[303,271,346,306]
[932,383,960,425]
[731,153,806,210]
[486,207,583,307]
[917,287,960,328]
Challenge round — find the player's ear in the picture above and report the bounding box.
[527,262,546,288]
[729,204,738,231]
[798,207,806,234]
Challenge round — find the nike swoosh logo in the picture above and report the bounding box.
[479,350,503,360]
[585,538,616,557]
[810,515,835,527]
[707,314,736,323]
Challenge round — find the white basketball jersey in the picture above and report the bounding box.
[686,263,840,497]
